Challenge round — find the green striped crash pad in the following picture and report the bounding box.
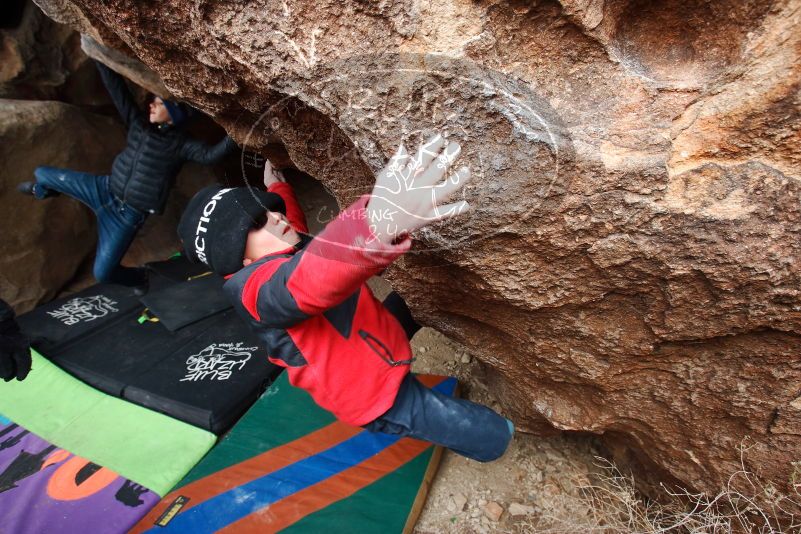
[0,350,216,496]
[132,373,457,533]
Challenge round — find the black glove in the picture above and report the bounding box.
[0,299,32,382]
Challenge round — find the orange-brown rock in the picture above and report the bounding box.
[30,0,801,507]
[0,0,87,102]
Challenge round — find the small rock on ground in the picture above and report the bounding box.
[508,502,537,517]
[451,492,467,512]
[483,501,504,522]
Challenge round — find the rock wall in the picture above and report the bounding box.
[31,0,801,505]
[0,0,108,106]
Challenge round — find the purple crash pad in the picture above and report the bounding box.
[0,418,159,534]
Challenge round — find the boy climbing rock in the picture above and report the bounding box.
[17,61,237,289]
[177,134,514,461]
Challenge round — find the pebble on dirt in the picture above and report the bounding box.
[451,493,467,512]
[482,501,504,522]
[508,502,536,517]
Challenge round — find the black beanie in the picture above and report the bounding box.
[162,100,190,127]
[178,185,286,276]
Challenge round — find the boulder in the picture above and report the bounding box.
[0,0,117,108]
[80,34,171,99]
[0,1,78,100]
[30,0,801,509]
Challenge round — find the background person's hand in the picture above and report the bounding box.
[367,133,471,245]
[0,300,31,382]
[263,158,286,188]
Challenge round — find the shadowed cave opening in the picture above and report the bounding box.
[0,0,27,29]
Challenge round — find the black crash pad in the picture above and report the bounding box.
[17,256,282,434]
[145,254,210,288]
[140,273,231,332]
[123,310,277,434]
[15,283,143,355]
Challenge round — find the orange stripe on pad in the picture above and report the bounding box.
[130,423,361,533]
[218,436,433,533]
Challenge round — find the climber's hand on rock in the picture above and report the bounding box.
[367,133,470,245]
[263,158,286,188]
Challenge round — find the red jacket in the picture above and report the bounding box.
[224,186,413,426]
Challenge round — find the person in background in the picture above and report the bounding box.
[17,60,237,291]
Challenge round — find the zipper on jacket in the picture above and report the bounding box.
[358,329,415,367]
[122,126,146,204]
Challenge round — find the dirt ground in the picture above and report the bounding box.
[406,326,607,534]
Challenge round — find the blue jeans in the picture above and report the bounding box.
[364,373,514,462]
[33,166,147,286]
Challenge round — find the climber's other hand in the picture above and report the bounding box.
[263,158,286,188]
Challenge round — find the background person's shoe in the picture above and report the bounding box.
[16,181,36,196]
[16,181,59,198]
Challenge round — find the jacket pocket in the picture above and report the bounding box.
[358,329,414,367]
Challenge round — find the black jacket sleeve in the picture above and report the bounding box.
[95,60,140,127]
[180,135,237,165]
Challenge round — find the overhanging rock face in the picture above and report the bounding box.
[34,0,801,501]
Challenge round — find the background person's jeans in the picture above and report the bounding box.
[364,373,514,462]
[33,166,147,287]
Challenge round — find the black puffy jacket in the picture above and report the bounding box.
[97,62,236,214]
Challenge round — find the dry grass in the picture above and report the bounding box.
[528,443,801,534]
